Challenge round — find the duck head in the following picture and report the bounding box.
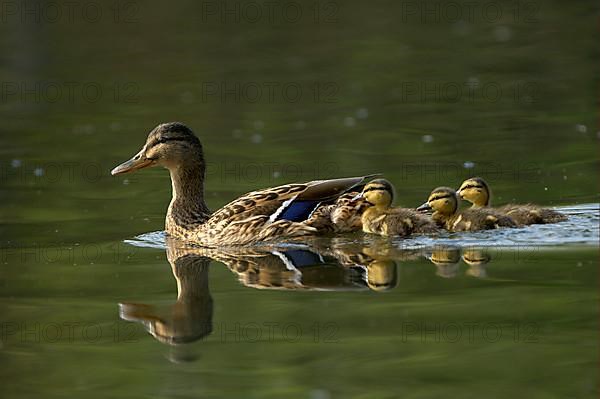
[111,122,205,176]
[456,177,491,207]
[417,187,458,216]
[355,178,395,207]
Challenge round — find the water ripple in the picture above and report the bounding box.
[126,203,599,251]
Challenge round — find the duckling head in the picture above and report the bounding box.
[457,177,490,207]
[111,122,205,176]
[417,187,458,216]
[359,179,395,207]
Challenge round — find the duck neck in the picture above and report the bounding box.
[166,163,211,233]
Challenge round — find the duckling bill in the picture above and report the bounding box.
[457,177,567,225]
[417,187,517,232]
[357,179,437,237]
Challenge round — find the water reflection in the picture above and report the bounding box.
[119,239,500,348]
[119,242,213,345]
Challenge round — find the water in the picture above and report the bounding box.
[1,0,599,397]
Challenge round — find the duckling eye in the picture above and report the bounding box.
[134,154,141,160]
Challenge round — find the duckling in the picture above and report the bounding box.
[457,177,567,225]
[356,179,437,237]
[111,122,375,246]
[416,187,517,231]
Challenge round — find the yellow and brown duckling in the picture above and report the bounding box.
[417,187,517,232]
[111,122,374,246]
[457,177,567,225]
[357,179,438,237]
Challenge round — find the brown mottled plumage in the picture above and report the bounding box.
[457,177,567,225]
[357,179,437,237]
[111,122,374,246]
[417,187,517,232]
[305,192,371,233]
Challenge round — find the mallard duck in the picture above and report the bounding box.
[111,122,374,246]
[355,179,437,236]
[457,177,567,225]
[416,187,517,231]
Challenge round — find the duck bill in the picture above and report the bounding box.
[456,188,464,199]
[416,202,432,213]
[111,149,154,176]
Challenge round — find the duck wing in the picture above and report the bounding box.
[205,175,376,230]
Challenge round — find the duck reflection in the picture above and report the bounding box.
[119,241,213,345]
[119,238,496,348]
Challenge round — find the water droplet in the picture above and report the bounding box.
[463,161,475,169]
[33,167,44,177]
[273,171,281,178]
[251,133,263,144]
[563,175,568,180]
[343,117,356,127]
[11,159,21,168]
[494,26,512,42]
[422,134,434,143]
[544,187,548,191]
[123,179,130,185]
[575,124,587,133]
[356,108,369,119]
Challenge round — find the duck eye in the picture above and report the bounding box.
[134,154,140,160]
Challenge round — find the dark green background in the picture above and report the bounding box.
[1,0,598,397]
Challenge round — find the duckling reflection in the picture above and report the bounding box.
[462,248,491,278]
[423,246,494,279]
[427,246,461,278]
[119,240,213,346]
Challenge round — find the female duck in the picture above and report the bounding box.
[356,179,437,236]
[457,177,567,225]
[111,122,372,246]
[417,187,517,232]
